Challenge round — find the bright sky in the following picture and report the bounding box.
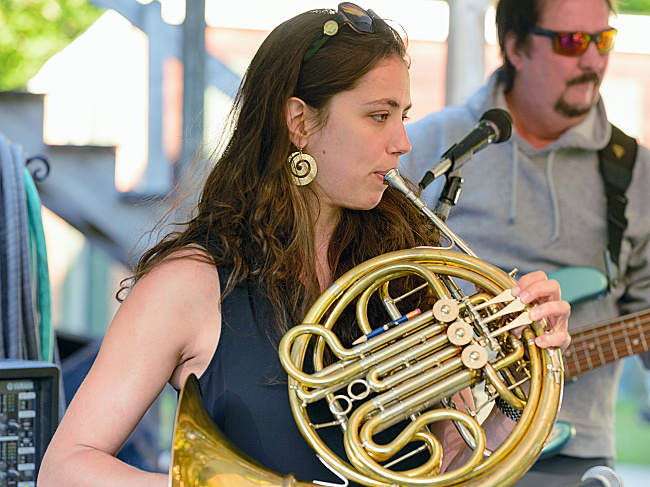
[148,0,650,53]
[152,0,450,41]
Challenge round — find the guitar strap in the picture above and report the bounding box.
[598,123,638,285]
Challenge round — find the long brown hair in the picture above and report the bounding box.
[126,8,439,344]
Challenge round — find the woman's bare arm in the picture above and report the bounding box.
[38,251,221,487]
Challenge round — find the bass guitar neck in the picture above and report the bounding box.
[563,308,650,379]
[539,266,650,458]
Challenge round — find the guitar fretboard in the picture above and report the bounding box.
[563,308,650,379]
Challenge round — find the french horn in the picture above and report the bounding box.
[170,169,564,487]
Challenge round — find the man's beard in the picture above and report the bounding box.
[554,71,601,118]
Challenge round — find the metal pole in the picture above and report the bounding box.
[445,0,490,106]
[177,0,206,214]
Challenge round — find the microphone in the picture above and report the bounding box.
[418,108,513,190]
[565,466,624,487]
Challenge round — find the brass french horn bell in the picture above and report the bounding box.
[170,373,311,486]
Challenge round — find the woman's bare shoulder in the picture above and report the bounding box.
[113,246,223,388]
[138,246,219,288]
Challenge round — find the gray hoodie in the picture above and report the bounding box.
[400,70,650,459]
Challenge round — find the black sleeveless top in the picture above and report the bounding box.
[197,267,359,485]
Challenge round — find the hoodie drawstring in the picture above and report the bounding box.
[546,150,561,244]
[508,140,519,224]
[508,141,561,244]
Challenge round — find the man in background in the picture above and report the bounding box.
[400,0,650,485]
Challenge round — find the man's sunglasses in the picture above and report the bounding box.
[303,2,381,62]
[529,27,617,57]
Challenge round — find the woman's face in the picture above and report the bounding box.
[305,56,412,218]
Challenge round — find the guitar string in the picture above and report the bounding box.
[567,314,650,347]
[562,314,650,374]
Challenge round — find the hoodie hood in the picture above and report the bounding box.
[466,70,611,155]
[464,70,612,242]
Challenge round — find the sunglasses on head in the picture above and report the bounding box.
[529,26,617,57]
[303,2,381,62]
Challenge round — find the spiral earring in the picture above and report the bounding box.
[288,148,317,186]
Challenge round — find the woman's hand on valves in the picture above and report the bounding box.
[511,270,571,352]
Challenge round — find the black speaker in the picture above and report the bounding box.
[0,360,59,486]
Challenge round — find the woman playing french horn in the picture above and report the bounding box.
[38,3,571,487]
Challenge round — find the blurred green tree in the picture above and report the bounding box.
[620,0,650,14]
[0,0,102,90]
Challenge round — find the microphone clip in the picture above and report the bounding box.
[434,174,464,222]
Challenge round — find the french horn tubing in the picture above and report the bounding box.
[170,169,564,487]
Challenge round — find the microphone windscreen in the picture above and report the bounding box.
[581,465,624,487]
[480,108,514,143]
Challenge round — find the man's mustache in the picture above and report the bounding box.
[566,71,601,87]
